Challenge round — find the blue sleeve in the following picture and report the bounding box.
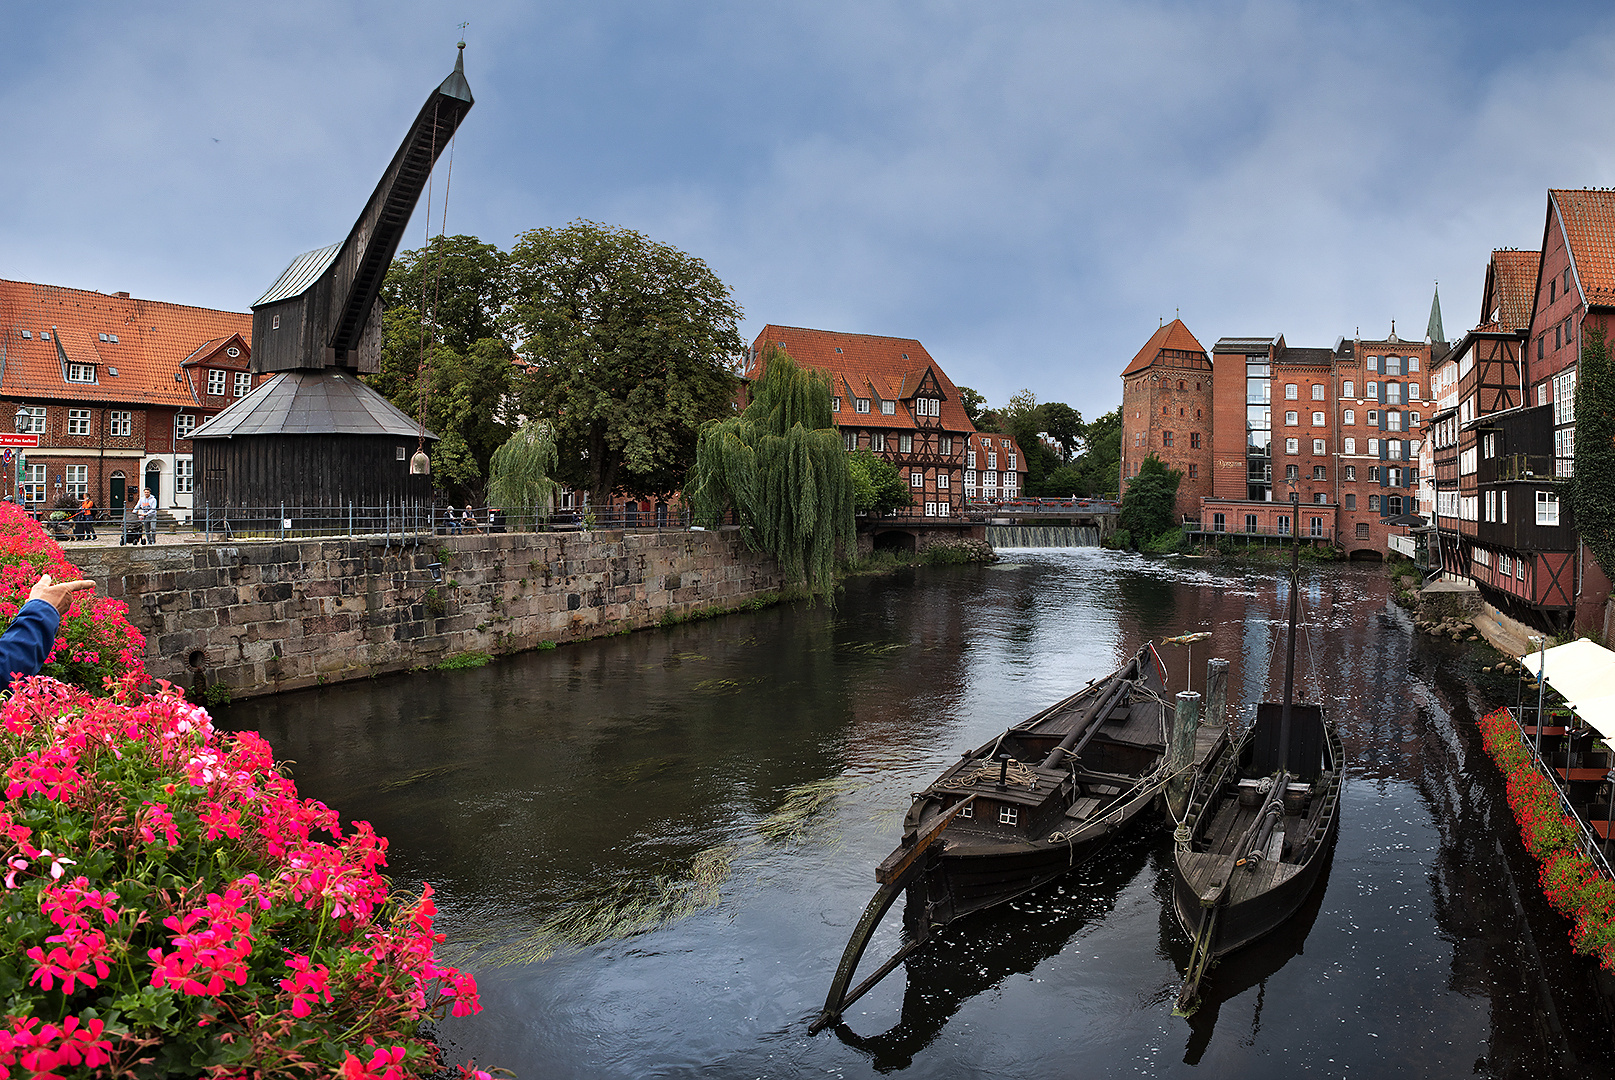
[0,600,62,684]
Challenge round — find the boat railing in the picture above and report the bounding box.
[1503,705,1615,880]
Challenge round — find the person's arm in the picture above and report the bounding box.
[0,576,94,684]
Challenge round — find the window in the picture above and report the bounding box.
[1313,466,1326,479]
[999,805,1018,826]
[1410,357,1421,373]
[940,436,952,455]
[1343,409,1355,425]
[1245,514,1258,533]
[1285,384,1299,399]
[1368,439,1380,455]
[1343,381,1355,398]
[965,469,977,487]
[881,400,895,415]
[20,464,44,504]
[234,372,252,397]
[1190,432,1201,449]
[925,501,937,517]
[1344,439,1356,455]
[1312,384,1324,400]
[1285,438,1299,454]
[1409,383,1420,401]
[1345,493,1356,509]
[1554,369,1577,425]
[1001,440,1010,448]
[1388,467,1402,487]
[1311,411,1324,427]
[1163,431,1174,447]
[1501,492,1508,523]
[1310,515,1325,535]
[910,471,924,488]
[15,407,44,434]
[1369,495,1381,512]
[1410,412,1420,426]
[1385,383,1403,405]
[1367,382,1379,400]
[1367,356,1379,373]
[988,453,997,469]
[1277,515,1291,535]
[1459,447,1476,475]
[64,465,87,499]
[1286,464,1299,480]
[67,409,91,436]
[1387,411,1402,432]
[855,398,870,414]
[1500,553,1512,576]
[843,430,856,451]
[1313,439,1325,454]
[831,397,840,412]
[1485,490,1496,521]
[1285,411,1298,426]
[108,410,131,436]
[1188,464,1198,478]
[1313,494,1326,506]
[1537,491,1560,525]
[1388,440,1403,460]
[207,369,226,396]
[66,363,96,383]
[936,472,950,489]
[1369,467,1381,481]
[1519,557,1527,581]
[1356,522,1370,539]
[1385,356,1402,376]
[871,432,886,452]
[899,434,913,453]
[1213,513,1226,532]
[1388,495,1403,516]
[1007,453,1017,469]
[966,450,976,468]
[175,458,193,494]
[1344,465,1356,480]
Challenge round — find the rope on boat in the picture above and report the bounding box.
[939,757,1038,790]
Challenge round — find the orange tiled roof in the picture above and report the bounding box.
[1552,190,1615,306]
[1486,249,1540,330]
[968,430,1026,460]
[1121,319,1209,376]
[0,279,251,407]
[749,324,976,433]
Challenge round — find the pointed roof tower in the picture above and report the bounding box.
[1121,318,1211,375]
[1426,284,1445,344]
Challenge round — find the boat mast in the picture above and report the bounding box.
[1276,489,1300,773]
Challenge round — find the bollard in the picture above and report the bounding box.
[1168,690,1202,821]
[1205,659,1229,731]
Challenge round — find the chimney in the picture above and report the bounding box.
[113,291,130,298]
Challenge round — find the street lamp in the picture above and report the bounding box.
[1529,634,1546,760]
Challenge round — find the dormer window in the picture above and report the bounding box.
[66,363,96,384]
[234,372,252,397]
[207,370,227,396]
[881,400,895,415]
[914,397,940,417]
[855,398,871,414]
[832,397,841,412]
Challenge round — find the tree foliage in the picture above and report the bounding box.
[488,420,562,525]
[507,220,743,501]
[1040,402,1083,462]
[957,386,988,427]
[846,449,912,516]
[1118,453,1182,539]
[1572,328,1615,579]
[686,348,854,602]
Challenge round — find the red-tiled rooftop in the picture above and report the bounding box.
[750,324,976,433]
[0,280,251,406]
[1552,189,1615,305]
[1487,249,1540,330]
[1122,319,1209,376]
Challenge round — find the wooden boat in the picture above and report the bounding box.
[812,642,1176,1032]
[1171,515,1342,1014]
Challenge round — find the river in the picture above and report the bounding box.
[222,548,1615,1078]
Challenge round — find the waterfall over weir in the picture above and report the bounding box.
[987,524,1100,548]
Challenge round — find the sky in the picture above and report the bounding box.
[6,2,1615,424]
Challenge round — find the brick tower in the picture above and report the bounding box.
[1119,319,1214,523]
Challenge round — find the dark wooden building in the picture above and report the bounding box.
[193,47,474,515]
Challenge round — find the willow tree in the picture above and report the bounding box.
[686,347,854,602]
[488,420,562,527]
[1572,328,1615,577]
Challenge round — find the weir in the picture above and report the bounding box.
[986,524,1100,548]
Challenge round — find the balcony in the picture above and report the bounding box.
[1496,453,1556,482]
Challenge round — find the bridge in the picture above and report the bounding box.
[861,498,1120,551]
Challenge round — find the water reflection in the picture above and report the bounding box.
[220,550,1615,1078]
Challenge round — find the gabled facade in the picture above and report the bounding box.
[748,325,974,518]
[0,279,257,515]
[1119,319,1212,521]
[963,430,1027,502]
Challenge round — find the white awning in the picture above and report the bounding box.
[1519,638,1615,739]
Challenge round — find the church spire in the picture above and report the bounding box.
[1426,283,1445,344]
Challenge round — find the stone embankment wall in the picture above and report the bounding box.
[74,530,781,700]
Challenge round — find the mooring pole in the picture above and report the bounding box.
[1168,691,1201,820]
[1205,658,1229,731]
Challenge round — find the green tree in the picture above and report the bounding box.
[846,449,912,516]
[507,220,743,501]
[957,386,988,427]
[1118,453,1182,539]
[378,234,510,353]
[1573,328,1615,578]
[488,419,562,525]
[1040,402,1083,462]
[1074,408,1123,497]
[686,347,854,602]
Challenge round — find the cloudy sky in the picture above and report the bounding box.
[6,2,1615,422]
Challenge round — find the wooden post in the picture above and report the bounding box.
[1205,658,1229,730]
[1168,690,1201,819]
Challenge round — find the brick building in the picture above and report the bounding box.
[748,326,976,518]
[0,280,258,518]
[1118,319,1213,522]
[963,430,1028,503]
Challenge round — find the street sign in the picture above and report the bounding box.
[0,434,39,448]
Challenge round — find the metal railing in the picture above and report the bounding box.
[1502,705,1615,879]
[1183,517,1336,542]
[193,503,699,542]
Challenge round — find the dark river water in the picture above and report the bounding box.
[223,549,1615,1078]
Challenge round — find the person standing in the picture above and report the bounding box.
[74,495,97,540]
[135,488,157,545]
[1,574,95,684]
